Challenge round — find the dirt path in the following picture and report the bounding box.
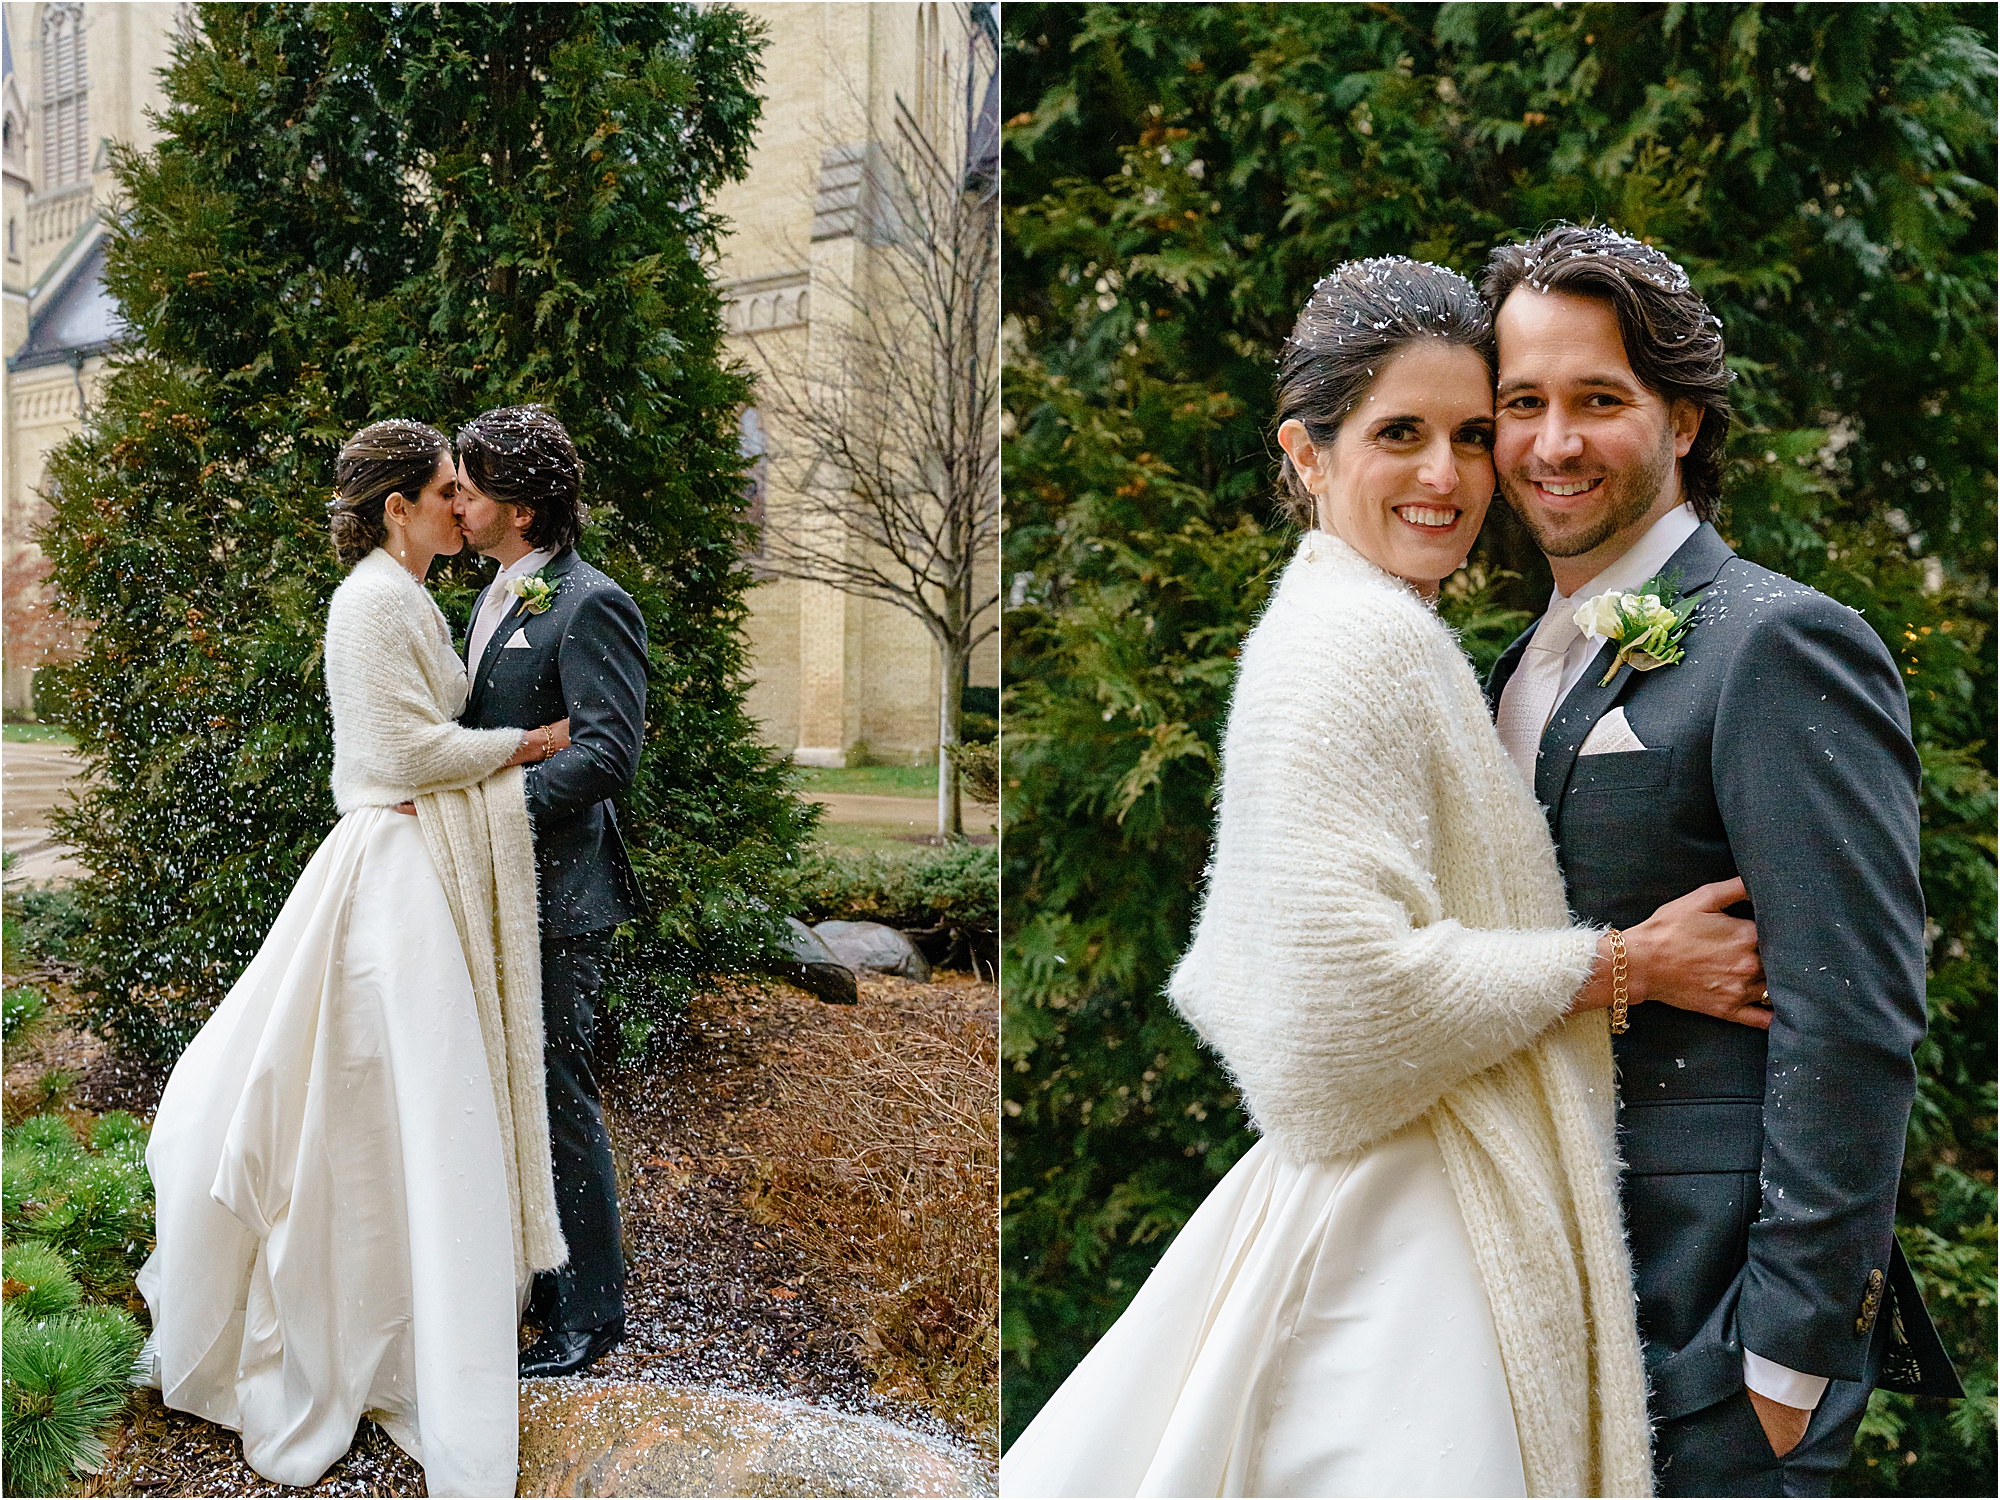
[807,791,996,838]
[1,741,89,883]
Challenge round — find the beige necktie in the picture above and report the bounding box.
[468,579,517,673]
[1497,604,1583,784]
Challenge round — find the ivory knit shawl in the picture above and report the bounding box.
[324,548,568,1281]
[1169,531,1652,1498]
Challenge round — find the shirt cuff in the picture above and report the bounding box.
[1743,1348,1829,1410]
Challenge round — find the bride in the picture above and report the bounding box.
[1000,259,1773,1498]
[138,419,572,1496]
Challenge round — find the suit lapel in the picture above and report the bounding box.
[1486,626,1534,715]
[1535,641,1641,812]
[1535,522,1737,823]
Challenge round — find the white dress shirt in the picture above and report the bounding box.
[466,547,557,677]
[1506,500,1829,1412]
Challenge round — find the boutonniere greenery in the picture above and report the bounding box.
[1574,570,1698,686]
[505,570,557,616]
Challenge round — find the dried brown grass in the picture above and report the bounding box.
[744,976,998,1442]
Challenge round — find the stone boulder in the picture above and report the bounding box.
[813,920,932,982]
[776,916,858,1005]
[518,1381,994,1497]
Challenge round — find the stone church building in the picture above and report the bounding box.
[2,1,997,767]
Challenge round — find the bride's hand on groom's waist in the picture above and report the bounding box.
[1573,878,1770,1030]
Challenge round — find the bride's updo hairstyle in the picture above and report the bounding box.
[1273,257,1494,529]
[329,420,451,568]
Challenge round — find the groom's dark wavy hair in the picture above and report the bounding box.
[1273,257,1495,530]
[1481,224,1732,522]
[455,405,586,551]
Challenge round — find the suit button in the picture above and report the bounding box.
[1856,1267,1886,1336]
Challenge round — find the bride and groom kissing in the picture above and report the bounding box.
[136,406,645,1496]
[1004,227,1959,1498]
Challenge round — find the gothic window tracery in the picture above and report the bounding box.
[40,1,90,188]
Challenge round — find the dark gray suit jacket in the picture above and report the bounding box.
[1487,523,1959,1420]
[461,545,647,938]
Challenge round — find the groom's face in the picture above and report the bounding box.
[454,471,533,557]
[1492,288,1698,581]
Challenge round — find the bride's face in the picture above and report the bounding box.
[393,452,464,559]
[1277,340,1495,596]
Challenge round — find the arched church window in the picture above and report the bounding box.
[41,2,90,188]
[738,406,768,555]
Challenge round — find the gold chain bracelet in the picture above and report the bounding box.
[1607,927,1630,1034]
[541,724,556,760]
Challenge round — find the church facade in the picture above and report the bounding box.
[2,1,182,714]
[1,1,997,768]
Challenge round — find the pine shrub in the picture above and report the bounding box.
[2,1116,153,1300]
[1,1242,84,1320]
[36,2,810,1063]
[1,1302,146,1497]
[1,989,45,1044]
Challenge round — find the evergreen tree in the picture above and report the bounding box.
[37,2,811,1061]
[1000,5,1996,1487]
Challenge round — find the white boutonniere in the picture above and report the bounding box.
[505,570,557,616]
[1574,570,1698,686]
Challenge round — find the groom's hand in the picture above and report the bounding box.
[1627,876,1771,1028]
[1747,1388,1812,1458]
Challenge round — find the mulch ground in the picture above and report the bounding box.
[2,964,994,1497]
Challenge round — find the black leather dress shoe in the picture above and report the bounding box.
[519,1315,624,1378]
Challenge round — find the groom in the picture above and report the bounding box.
[453,405,648,1378]
[1481,226,1959,1495]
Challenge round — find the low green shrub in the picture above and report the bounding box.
[2,1116,153,1299]
[31,1070,77,1113]
[2,1241,83,1319]
[791,843,998,931]
[87,1115,147,1165]
[2,1301,146,1497]
[2,988,46,1043]
[16,890,87,967]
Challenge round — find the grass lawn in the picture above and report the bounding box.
[792,764,938,799]
[808,821,935,856]
[2,723,76,745]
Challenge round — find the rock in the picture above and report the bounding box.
[518,1381,994,1497]
[777,917,858,1005]
[813,921,932,982]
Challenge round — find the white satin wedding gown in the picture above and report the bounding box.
[136,805,520,1496]
[1000,1119,1527,1498]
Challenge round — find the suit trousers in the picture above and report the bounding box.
[524,931,625,1333]
[1655,1375,1873,1497]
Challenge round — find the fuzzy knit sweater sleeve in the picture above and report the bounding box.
[325,550,522,812]
[1168,542,1600,1163]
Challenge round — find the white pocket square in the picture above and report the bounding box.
[502,628,532,650]
[1579,706,1647,755]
